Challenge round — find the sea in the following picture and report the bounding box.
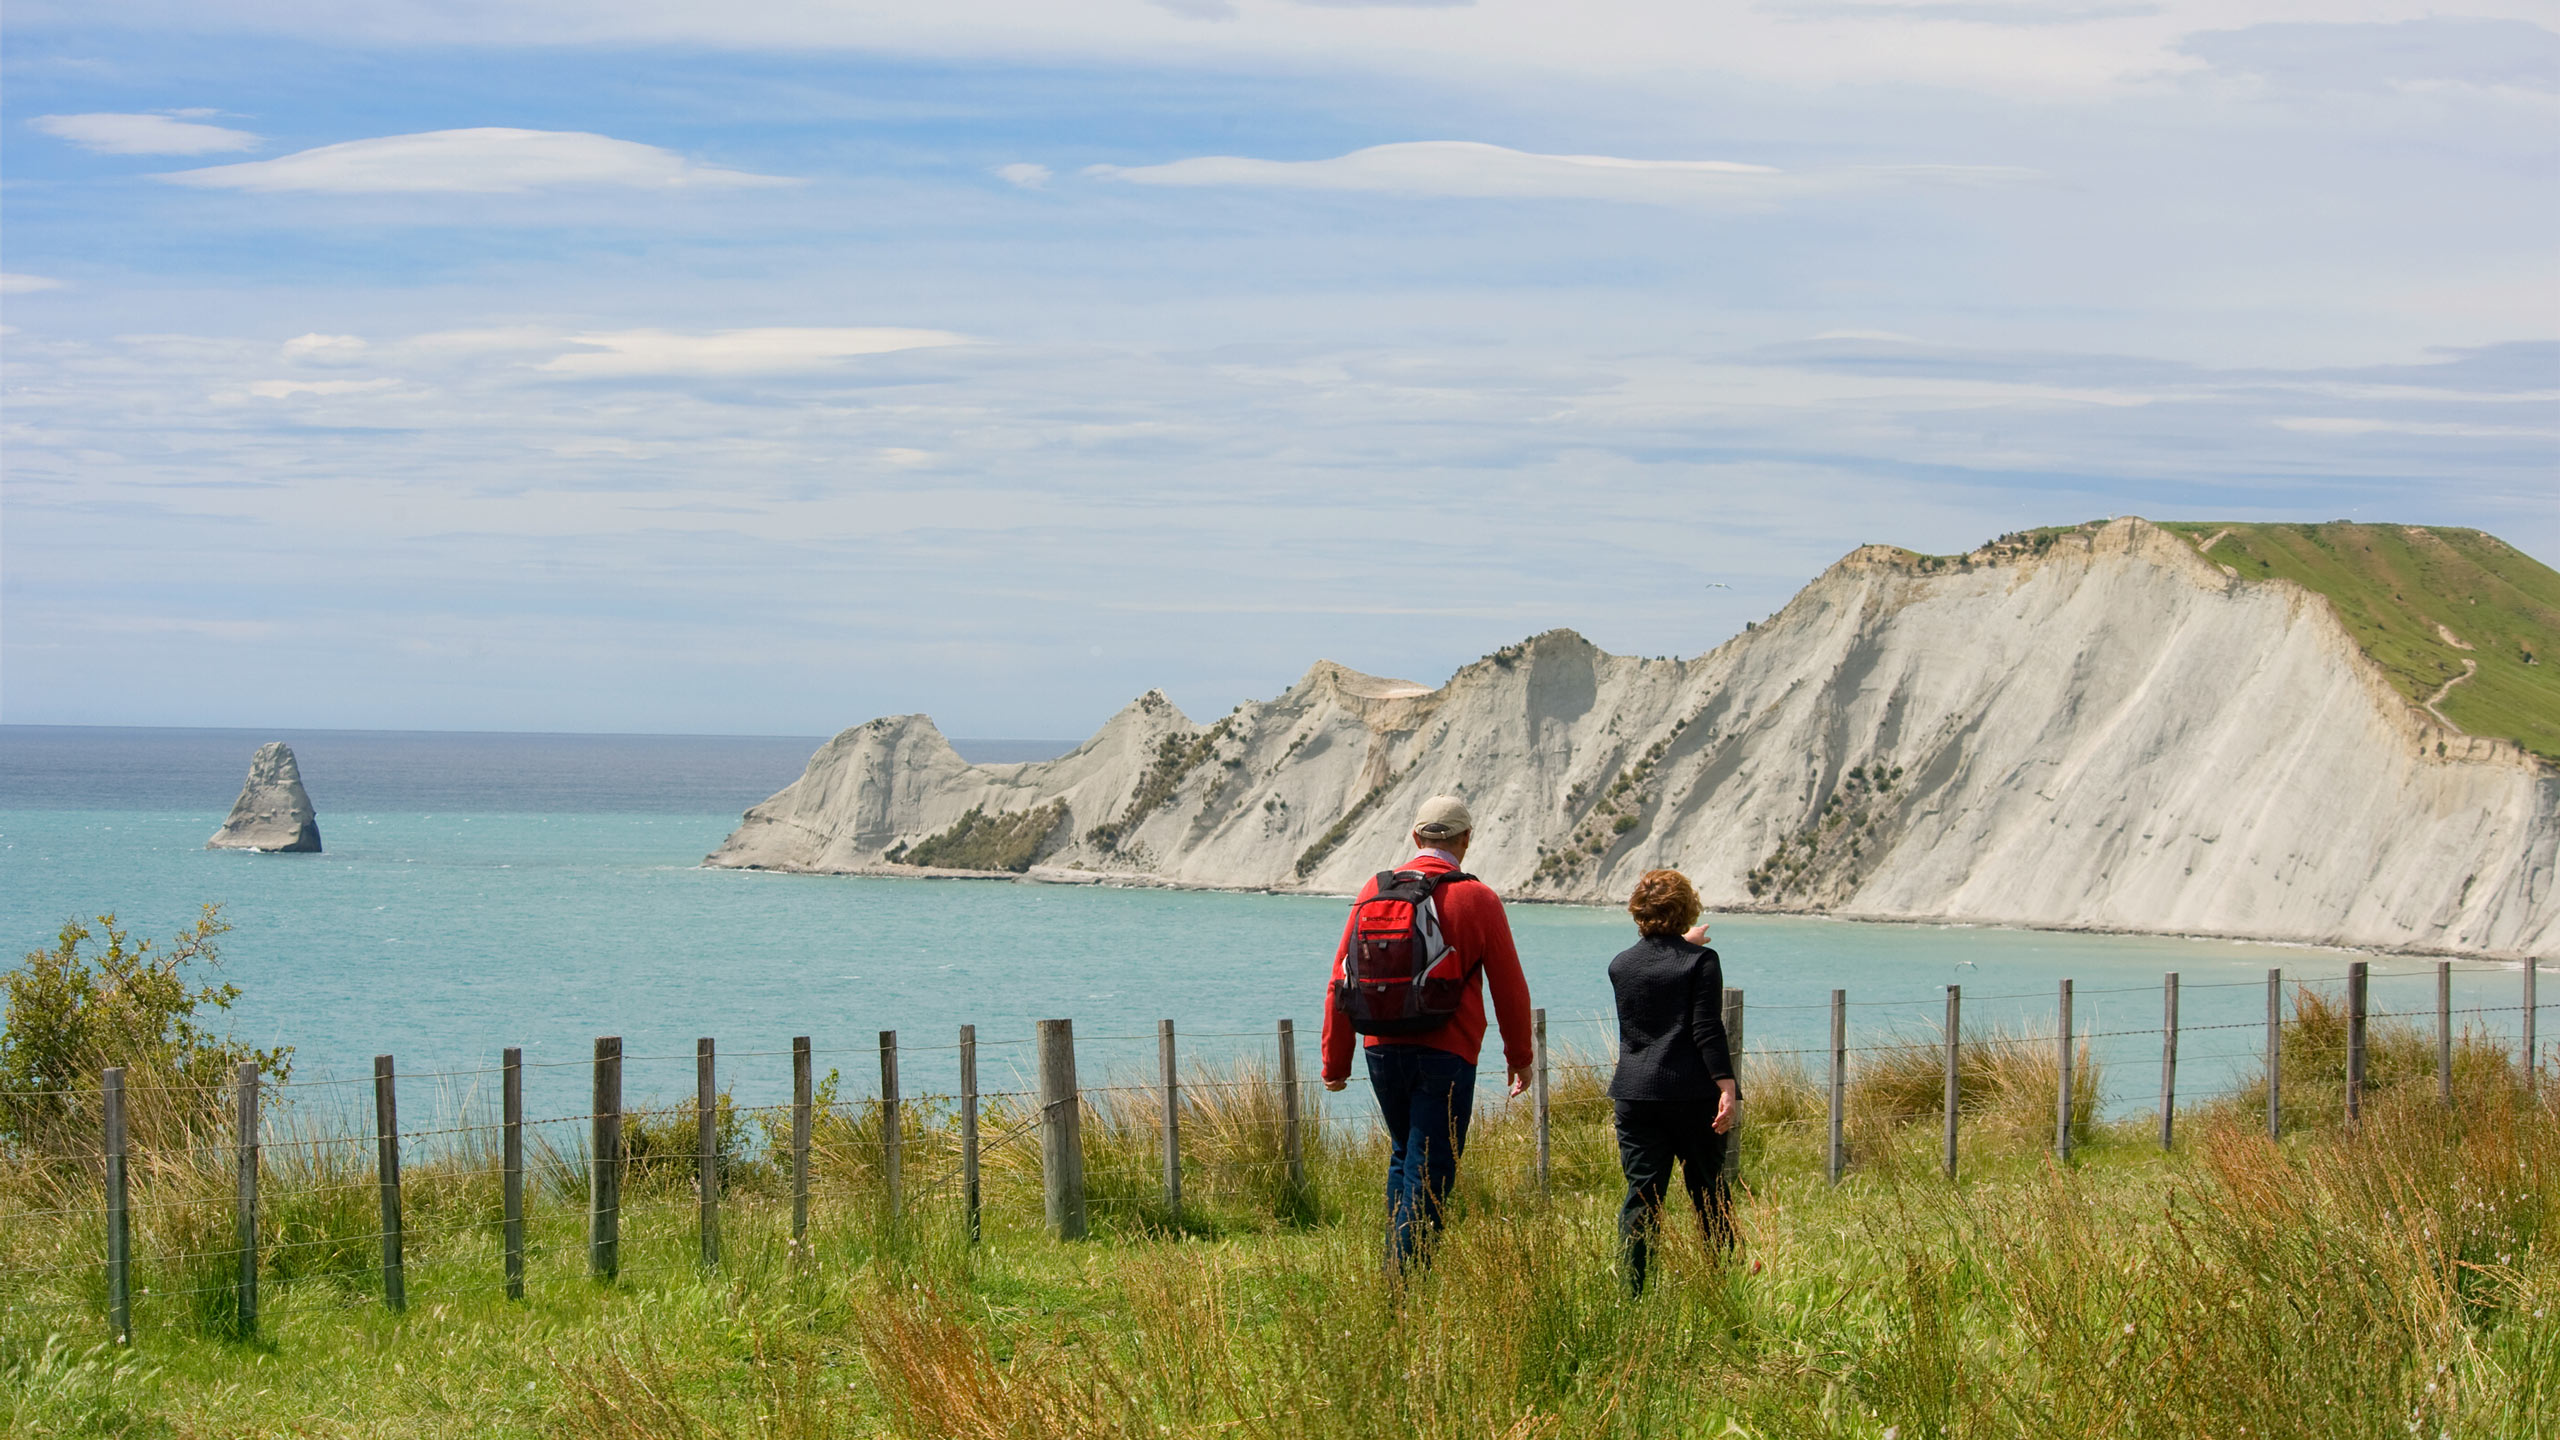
[1,726,2529,1127]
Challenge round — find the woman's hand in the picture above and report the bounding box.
[1683,922,1712,946]
[1711,1078,1740,1134]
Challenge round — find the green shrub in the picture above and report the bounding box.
[901,802,1068,872]
[1,907,289,1159]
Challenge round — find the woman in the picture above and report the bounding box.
[1606,868,1739,1294]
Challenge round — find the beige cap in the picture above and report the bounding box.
[1411,794,1473,839]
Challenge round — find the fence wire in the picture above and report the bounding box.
[4,956,2549,1344]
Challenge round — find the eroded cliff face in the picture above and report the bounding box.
[707,519,2558,958]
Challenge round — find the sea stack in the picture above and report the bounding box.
[206,742,323,853]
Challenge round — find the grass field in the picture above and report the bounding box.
[4,999,2555,1440]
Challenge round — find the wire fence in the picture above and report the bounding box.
[1,955,2548,1346]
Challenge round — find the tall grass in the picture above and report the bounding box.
[3,1024,2552,1439]
[838,1083,2557,1440]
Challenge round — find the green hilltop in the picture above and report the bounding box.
[1929,520,2560,761]
[2137,521,2560,762]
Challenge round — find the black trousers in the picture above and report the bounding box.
[1613,1098,1734,1294]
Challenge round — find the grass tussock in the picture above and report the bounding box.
[1848,1027,2103,1145]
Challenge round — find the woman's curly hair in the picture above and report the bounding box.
[1627,869,1701,937]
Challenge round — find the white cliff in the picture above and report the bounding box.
[207,742,323,853]
[708,519,2558,959]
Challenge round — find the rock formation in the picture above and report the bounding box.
[206,742,322,853]
[709,519,2558,959]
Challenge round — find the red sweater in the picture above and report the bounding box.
[1321,853,1535,1084]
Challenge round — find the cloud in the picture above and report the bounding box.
[33,112,260,155]
[281,333,371,365]
[1087,140,2030,207]
[1141,1,1501,31]
[996,162,1052,188]
[2180,19,2560,94]
[1,273,67,294]
[158,128,794,194]
[2273,417,2557,440]
[1766,0,2158,23]
[537,327,968,377]
[246,377,403,399]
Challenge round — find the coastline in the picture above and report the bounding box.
[701,857,2537,964]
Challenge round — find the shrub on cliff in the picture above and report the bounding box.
[902,802,1069,872]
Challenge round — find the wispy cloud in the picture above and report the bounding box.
[1,273,68,294]
[10,311,2552,733]
[2273,417,2557,440]
[280,333,370,363]
[245,377,404,399]
[2180,19,2560,94]
[995,162,1052,188]
[1088,140,2031,207]
[159,128,794,194]
[33,112,259,155]
[1764,0,2160,24]
[537,327,968,377]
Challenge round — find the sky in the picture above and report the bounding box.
[3,1,2554,740]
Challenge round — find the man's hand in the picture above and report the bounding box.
[1711,1078,1741,1134]
[1323,1076,1347,1092]
[1508,1065,1531,1098]
[1684,922,1712,946]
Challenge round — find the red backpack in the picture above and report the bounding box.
[1336,870,1477,1036]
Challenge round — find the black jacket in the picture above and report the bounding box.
[1605,934,1737,1101]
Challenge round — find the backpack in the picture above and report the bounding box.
[1336,869,1479,1037]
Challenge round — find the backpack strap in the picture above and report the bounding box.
[1412,871,1479,980]
[1353,869,1476,906]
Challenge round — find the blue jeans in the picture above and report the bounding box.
[1365,1043,1477,1270]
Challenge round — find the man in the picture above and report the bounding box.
[1321,794,1535,1270]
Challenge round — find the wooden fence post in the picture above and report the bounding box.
[1827,989,1846,1187]
[2346,962,2369,1129]
[2437,962,2453,1108]
[879,1030,902,1220]
[1159,1020,1181,1219]
[959,1025,980,1245]
[1532,1007,1551,1200]
[374,1054,406,1312]
[590,1037,621,1281]
[697,1037,719,1268]
[2160,972,2179,1153]
[1942,985,1961,1181]
[2528,958,2541,1095]
[791,1037,812,1256]
[234,1061,259,1337]
[103,1067,130,1345]
[1037,1019,1087,1240]
[2055,979,2074,1163]
[503,1047,523,1300]
[1277,1018,1305,1200]
[1721,988,1744,1186]
[2266,970,2283,1142]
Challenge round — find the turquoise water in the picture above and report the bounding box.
[8,803,2523,1126]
